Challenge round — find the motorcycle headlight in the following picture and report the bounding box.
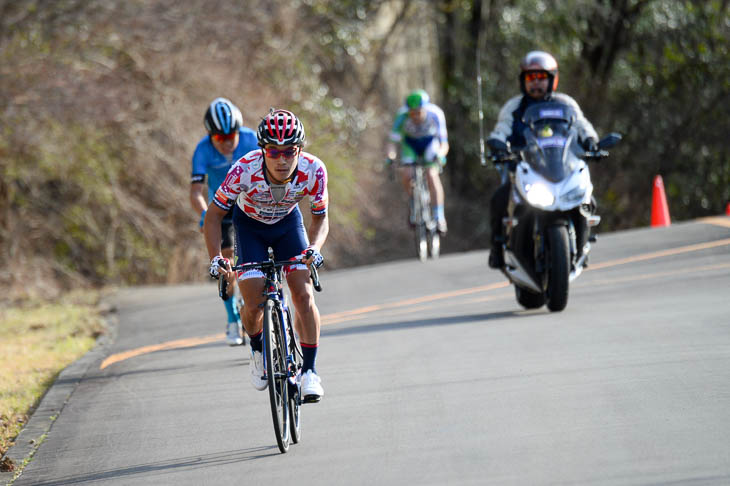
[524,183,555,208]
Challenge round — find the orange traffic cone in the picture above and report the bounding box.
[651,175,671,227]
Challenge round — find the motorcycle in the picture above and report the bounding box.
[488,101,621,312]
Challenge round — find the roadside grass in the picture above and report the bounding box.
[0,292,105,470]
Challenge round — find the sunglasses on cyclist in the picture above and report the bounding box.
[524,71,549,82]
[265,147,300,159]
[212,132,237,142]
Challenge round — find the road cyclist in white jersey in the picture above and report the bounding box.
[191,97,259,345]
[386,89,450,234]
[203,108,329,401]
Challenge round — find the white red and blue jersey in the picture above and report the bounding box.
[213,150,328,224]
[191,127,259,202]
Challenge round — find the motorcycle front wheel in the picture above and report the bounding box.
[545,225,570,312]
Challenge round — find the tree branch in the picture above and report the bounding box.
[362,0,414,102]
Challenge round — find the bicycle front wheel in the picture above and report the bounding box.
[264,299,290,453]
[415,224,428,262]
[428,229,440,259]
[413,168,430,262]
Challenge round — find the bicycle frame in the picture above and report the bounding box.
[221,248,320,453]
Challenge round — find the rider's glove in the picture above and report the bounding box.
[209,255,230,279]
[302,246,324,269]
[581,138,599,152]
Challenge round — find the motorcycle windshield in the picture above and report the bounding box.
[520,102,583,182]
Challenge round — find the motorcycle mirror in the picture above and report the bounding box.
[598,132,622,149]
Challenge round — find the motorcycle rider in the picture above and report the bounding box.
[487,51,599,268]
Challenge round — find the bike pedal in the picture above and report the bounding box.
[303,394,322,404]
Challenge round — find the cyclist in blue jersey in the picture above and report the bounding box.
[386,89,449,234]
[191,97,259,345]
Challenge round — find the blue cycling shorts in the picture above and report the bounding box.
[232,204,309,280]
[401,135,441,165]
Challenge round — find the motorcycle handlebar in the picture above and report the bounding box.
[488,148,611,166]
[583,149,610,160]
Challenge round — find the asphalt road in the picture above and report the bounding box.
[4,218,730,485]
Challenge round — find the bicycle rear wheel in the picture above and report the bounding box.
[264,299,290,453]
[285,307,302,444]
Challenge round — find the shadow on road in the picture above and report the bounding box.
[21,446,279,485]
[322,309,542,338]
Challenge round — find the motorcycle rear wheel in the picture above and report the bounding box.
[515,285,545,309]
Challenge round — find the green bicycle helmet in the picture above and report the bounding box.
[405,90,430,109]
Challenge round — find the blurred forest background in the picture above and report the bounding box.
[1,0,728,301]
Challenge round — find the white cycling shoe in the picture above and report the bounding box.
[249,350,267,391]
[226,321,243,346]
[300,370,324,402]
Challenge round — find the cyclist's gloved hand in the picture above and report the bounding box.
[301,246,324,269]
[209,255,230,279]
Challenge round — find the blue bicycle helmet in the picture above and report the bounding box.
[204,97,243,135]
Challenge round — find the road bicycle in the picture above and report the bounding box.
[408,157,440,262]
[218,248,322,453]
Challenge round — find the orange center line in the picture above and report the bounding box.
[699,216,730,228]
[100,334,224,370]
[321,282,510,324]
[586,238,730,271]
[99,237,730,369]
